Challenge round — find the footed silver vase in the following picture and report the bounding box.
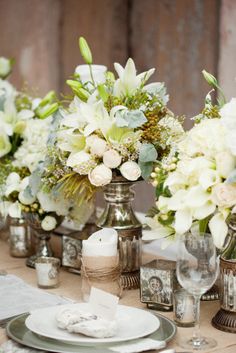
[96,178,142,289]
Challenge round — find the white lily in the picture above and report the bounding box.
[209,211,229,248]
[174,209,193,234]
[113,58,155,97]
[78,101,112,137]
[198,169,221,190]
[57,129,85,153]
[143,216,174,240]
[185,186,211,208]
[192,201,216,220]
[0,97,17,136]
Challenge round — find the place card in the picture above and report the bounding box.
[89,287,119,321]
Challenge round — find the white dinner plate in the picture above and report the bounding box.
[25,303,160,345]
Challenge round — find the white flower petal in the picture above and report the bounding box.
[209,213,228,249]
[185,186,210,208]
[193,202,216,220]
[174,209,192,234]
[199,169,220,190]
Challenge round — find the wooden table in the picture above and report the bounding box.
[0,238,236,353]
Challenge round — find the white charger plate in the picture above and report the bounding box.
[25,303,160,345]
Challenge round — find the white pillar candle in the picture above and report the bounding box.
[82,228,118,257]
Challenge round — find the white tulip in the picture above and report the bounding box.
[89,164,112,186]
[41,215,57,231]
[120,161,141,181]
[103,149,122,168]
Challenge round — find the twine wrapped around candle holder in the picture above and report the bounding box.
[81,256,123,300]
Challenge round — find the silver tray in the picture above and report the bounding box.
[6,313,176,353]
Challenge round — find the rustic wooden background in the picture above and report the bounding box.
[1,0,235,212]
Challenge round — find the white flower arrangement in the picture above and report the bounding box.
[146,74,236,249]
[43,38,183,204]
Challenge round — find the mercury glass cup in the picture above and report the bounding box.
[176,232,219,350]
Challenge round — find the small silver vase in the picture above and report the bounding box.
[96,177,142,289]
[24,212,63,268]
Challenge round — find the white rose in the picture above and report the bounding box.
[0,131,11,158]
[103,149,122,168]
[0,57,11,78]
[88,136,107,157]
[212,183,236,208]
[67,151,90,168]
[215,151,236,178]
[41,215,57,231]
[89,164,112,186]
[120,161,141,181]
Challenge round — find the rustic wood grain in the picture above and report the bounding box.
[218,0,236,100]
[0,0,61,95]
[60,0,129,93]
[130,0,220,126]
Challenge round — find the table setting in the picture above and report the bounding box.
[1,36,236,353]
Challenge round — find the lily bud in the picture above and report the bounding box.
[0,57,13,79]
[75,87,90,102]
[97,84,109,102]
[106,71,115,82]
[36,102,59,119]
[13,121,26,134]
[39,91,57,107]
[79,37,93,65]
[202,70,218,87]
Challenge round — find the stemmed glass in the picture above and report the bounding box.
[176,232,219,350]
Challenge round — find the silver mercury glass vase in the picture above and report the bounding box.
[96,177,142,290]
[24,212,63,268]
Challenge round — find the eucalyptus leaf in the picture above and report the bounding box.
[28,162,44,196]
[47,110,63,146]
[139,143,158,163]
[116,109,147,128]
[139,161,153,180]
[226,169,236,184]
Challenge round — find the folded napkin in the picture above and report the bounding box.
[109,338,166,353]
[0,275,71,321]
[0,340,45,353]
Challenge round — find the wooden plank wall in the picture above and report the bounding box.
[0,0,221,212]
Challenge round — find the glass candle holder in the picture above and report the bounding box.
[35,257,60,289]
[9,217,31,258]
[173,288,196,327]
[81,255,122,301]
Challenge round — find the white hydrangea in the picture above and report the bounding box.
[13,117,52,171]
